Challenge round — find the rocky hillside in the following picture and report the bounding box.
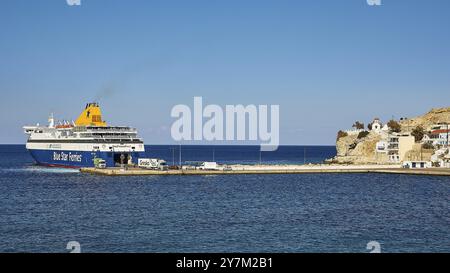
[399,107,450,129]
[329,107,450,164]
[332,131,384,164]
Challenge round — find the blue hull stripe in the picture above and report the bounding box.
[28,149,143,168]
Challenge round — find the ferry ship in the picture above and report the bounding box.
[23,103,145,168]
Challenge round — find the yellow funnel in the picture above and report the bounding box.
[75,103,107,127]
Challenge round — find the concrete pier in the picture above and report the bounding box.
[80,165,450,176]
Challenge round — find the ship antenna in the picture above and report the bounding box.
[48,113,55,128]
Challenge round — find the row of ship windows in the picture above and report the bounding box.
[93,146,138,150]
[32,131,135,136]
[79,133,137,137]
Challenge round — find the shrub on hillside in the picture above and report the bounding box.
[422,142,434,150]
[337,130,348,141]
[352,121,365,130]
[357,131,370,139]
[411,126,425,142]
[387,120,401,133]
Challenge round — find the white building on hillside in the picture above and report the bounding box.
[375,140,388,154]
[428,129,449,147]
[387,133,415,163]
[345,128,364,135]
[370,118,389,135]
[429,123,449,131]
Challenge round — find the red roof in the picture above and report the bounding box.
[431,129,450,135]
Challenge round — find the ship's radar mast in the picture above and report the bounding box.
[48,113,55,128]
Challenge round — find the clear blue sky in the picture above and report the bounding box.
[1,0,449,144]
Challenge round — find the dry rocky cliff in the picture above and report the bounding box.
[332,131,384,164]
[399,107,450,130]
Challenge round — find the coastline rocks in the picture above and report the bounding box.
[333,131,383,164]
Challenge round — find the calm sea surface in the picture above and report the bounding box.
[0,145,448,253]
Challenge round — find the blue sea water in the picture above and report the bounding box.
[0,145,448,253]
[144,145,336,165]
